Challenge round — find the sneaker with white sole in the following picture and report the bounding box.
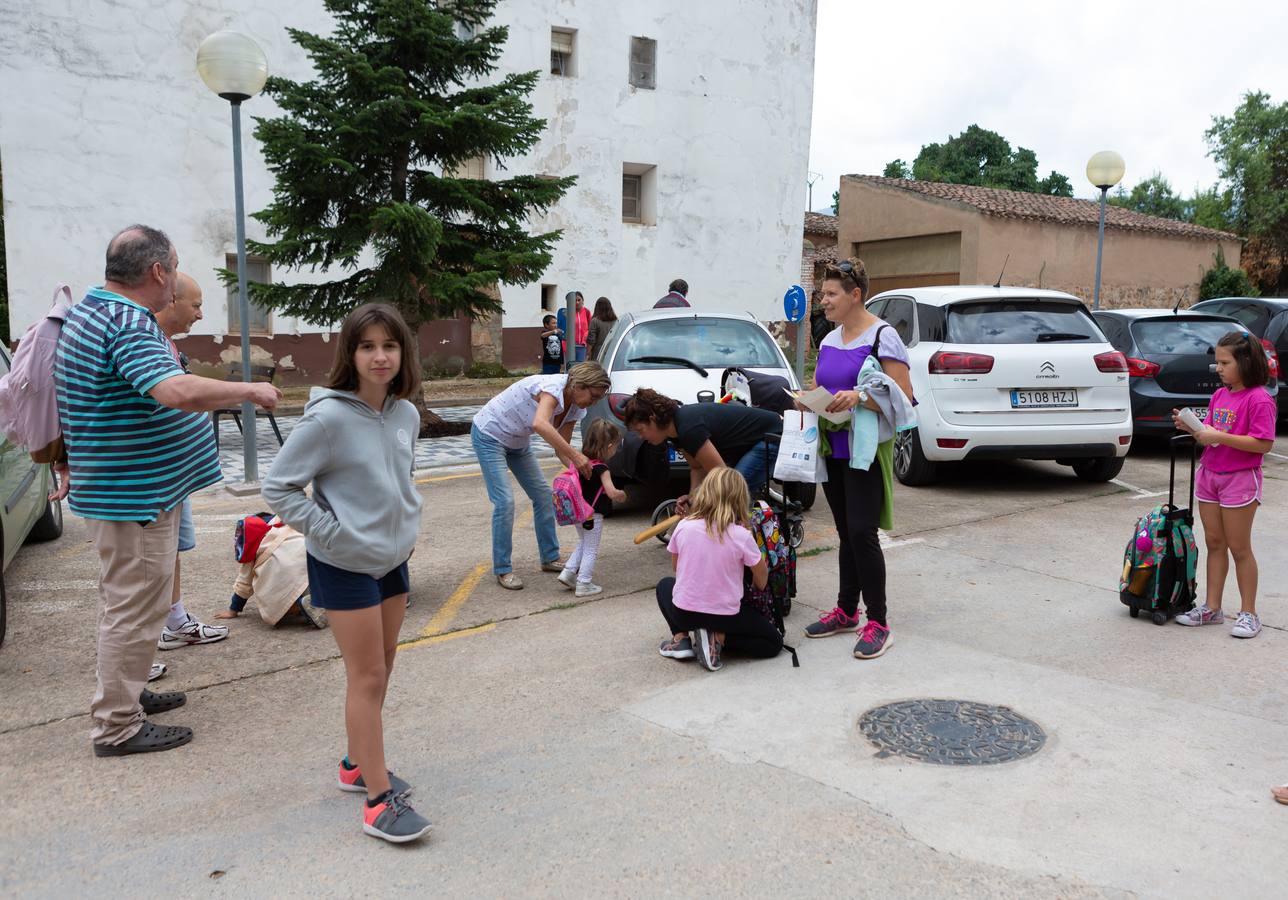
[853,621,892,659]
[338,758,413,796]
[574,582,602,598]
[157,615,229,651]
[148,662,167,682]
[363,790,432,844]
[658,636,695,660]
[557,569,577,590]
[803,606,860,638]
[1231,611,1261,639]
[1175,605,1225,627]
[691,629,723,672]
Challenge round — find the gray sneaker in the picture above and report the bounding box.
[1175,605,1224,627]
[691,629,723,672]
[659,636,695,660]
[1231,611,1262,639]
[363,791,432,844]
[338,759,412,796]
[574,582,603,598]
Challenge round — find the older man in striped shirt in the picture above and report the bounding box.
[55,225,281,757]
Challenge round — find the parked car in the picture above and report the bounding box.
[0,346,64,647]
[1188,296,1288,419]
[1091,308,1279,437]
[871,286,1133,486]
[583,308,806,499]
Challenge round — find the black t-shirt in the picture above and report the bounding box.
[541,330,564,366]
[672,403,782,465]
[579,463,612,515]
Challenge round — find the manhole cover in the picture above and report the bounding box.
[858,699,1045,766]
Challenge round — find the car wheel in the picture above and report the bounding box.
[894,428,938,486]
[1071,457,1124,483]
[28,491,64,544]
[785,482,816,511]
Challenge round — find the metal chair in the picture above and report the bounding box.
[211,363,284,449]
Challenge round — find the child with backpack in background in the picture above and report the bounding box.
[554,419,625,598]
[1172,331,1277,639]
[655,467,777,672]
[262,303,431,844]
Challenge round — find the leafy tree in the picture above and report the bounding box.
[831,189,839,215]
[247,0,573,429]
[1206,90,1288,293]
[1107,171,1187,220]
[1199,246,1258,300]
[907,124,1070,194]
[1037,171,1073,197]
[1188,185,1232,231]
[882,159,910,179]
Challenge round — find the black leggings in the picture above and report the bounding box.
[821,457,887,625]
[656,577,782,658]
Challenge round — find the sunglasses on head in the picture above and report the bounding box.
[831,260,863,288]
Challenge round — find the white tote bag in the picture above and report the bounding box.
[773,410,826,483]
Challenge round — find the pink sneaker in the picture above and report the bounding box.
[1175,605,1224,627]
[804,606,860,638]
[853,621,892,659]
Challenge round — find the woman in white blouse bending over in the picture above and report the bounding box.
[470,362,612,589]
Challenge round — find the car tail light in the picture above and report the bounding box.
[1119,435,1132,445]
[929,351,994,374]
[1094,351,1128,373]
[607,392,632,421]
[936,438,967,449]
[1125,357,1161,378]
[1260,338,1280,379]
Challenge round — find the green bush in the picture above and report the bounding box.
[1199,246,1259,300]
[464,360,514,379]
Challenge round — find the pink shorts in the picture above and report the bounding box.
[1194,465,1263,508]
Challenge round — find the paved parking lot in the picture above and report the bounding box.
[1,435,1286,897]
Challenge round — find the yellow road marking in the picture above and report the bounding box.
[398,622,497,652]
[414,459,562,485]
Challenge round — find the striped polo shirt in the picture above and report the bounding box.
[54,288,222,521]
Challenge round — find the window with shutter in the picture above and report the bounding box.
[622,174,642,222]
[226,254,273,336]
[629,37,656,89]
[448,156,486,180]
[551,28,575,76]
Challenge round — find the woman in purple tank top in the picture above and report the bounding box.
[801,258,915,660]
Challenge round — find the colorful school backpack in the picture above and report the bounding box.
[1119,503,1198,623]
[551,460,603,526]
[0,284,74,463]
[743,501,799,665]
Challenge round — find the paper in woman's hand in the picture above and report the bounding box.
[783,387,851,425]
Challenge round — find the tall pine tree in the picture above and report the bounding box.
[248,0,573,431]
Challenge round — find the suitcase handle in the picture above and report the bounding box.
[1169,433,1196,512]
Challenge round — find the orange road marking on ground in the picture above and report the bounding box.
[398,622,497,652]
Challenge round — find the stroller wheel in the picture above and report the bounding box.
[1128,606,1139,618]
[786,518,804,549]
[650,499,679,545]
[1151,610,1168,626]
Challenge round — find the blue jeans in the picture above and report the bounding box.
[471,424,560,575]
[733,440,777,496]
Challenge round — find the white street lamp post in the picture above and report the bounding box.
[1086,150,1126,310]
[197,31,268,482]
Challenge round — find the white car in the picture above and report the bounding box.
[867,286,1133,486]
[584,308,806,496]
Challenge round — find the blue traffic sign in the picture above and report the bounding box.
[783,284,807,322]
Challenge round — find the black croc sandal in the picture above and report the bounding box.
[93,722,193,757]
[139,689,186,715]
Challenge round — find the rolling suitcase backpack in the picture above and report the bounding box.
[1119,435,1199,625]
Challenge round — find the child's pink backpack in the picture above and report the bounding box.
[0,284,74,463]
[552,460,604,525]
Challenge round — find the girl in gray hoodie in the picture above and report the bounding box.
[262,303,431,845]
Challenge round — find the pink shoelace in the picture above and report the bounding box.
[819,607,857,628]
[857,620,888,644]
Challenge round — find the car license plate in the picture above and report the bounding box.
[1010,389,1078,408]
[668,446,678,463]
[1192,407,1208,422]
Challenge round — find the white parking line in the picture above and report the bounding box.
[12,580,98,592]
[1268,451,1288,461]
[880,535,925,551]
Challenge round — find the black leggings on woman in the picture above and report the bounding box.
[656,577,782,658]
[821,457,887,625]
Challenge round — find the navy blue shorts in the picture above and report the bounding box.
[306,553,410,611]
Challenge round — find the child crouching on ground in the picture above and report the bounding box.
[557,419,626,597]
[215,512,324,628]
[655,467,778,672]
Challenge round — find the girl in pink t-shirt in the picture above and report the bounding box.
[1173,331,1277,639]
[655,468,774,671]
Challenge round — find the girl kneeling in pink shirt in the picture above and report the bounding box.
[656,468,776,671]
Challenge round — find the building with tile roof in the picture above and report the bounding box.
[836,175,1243,308]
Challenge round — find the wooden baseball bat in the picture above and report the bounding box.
[634,514,681,545]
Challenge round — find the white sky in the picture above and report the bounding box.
[806,0,1288,211]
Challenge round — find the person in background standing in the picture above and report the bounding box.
[540,314,564,374]
[654,278,690,309]
[586,297,617,361]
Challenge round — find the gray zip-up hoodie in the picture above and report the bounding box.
[262,388,421,579]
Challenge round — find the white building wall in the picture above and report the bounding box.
[0,0,816,342]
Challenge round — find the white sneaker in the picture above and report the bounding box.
[574,582,603,598]
[158,615,230,651]
[1231,611,1262,639]
[148,662,167,682]
[557,569,577,590]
